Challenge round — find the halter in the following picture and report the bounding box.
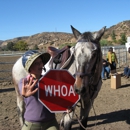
[63,42,102,130]
[88,48,102,98]
[73,41,102,98]
[59,25,106,130]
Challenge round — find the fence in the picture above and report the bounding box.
[0,45,129,81]
[0,54,21,82]
[101,45,128,68]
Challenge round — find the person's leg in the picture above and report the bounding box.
[22,119,59,130]
[22,121,32,130]
[43,118,59,130]
[126,68,130,78]
[109,63,113,70]
[101,67,105,79]
[105,67,110,78]
[110,62,116,74]
[124,67,128,76]
[112,62,116,70]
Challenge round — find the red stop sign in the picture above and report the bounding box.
[38,69,80,113]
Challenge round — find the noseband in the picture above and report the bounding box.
[74,44,101,97]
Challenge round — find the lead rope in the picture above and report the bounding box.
[74,99,97,130]
[59,48,100,130]
[59,100,97,130]
[75,99,97,130]
[90,99,98,127]
[74,112,87,130]
[59,112,66,130]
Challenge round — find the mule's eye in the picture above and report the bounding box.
[92,53,96,58]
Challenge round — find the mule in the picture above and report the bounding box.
[12,25,106,129]
[60,26,106,130]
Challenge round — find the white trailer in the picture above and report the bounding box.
[125,37,130,51]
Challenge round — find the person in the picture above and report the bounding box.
[128,47,130,59]
[123,65,130,78]
[18,50,59,130]
[107,47,118,73]
[128,47,130,53]
[101,58,110,80]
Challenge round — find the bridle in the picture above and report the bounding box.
[60,43,102,130]
[73,42,102,97]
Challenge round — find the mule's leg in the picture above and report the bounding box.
[79,108,88,130]
[14,82,25,127]
[16,95,25,127]
[63,111,74,130]
[79,100,92,130]
[63,113,73,130]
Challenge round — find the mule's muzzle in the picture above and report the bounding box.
[75,88,80,94]
[75,86,86,94]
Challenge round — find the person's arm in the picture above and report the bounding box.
[103,60,106,65]
[106,52,109,61]
[114,53,118,63]
[128,48,130,53]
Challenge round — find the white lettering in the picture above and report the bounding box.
[44,85,76,97]
[54,85,60,96]
[61,85,67,96]
[45,85,53,96]
[68,85,76,96]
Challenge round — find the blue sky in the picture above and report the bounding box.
[1,0,130,41]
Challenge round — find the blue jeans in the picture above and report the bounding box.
[124,67,130,77]
[101,66,110,79]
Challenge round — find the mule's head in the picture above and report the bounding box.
[71,25,106,95]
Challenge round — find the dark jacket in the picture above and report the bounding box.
[128,47,130,53]
[102,59,109,67]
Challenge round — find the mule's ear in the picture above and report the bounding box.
[94,26,106,41]
[71,25,81,40]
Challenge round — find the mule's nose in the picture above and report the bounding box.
[80,86,86,94]
[75,88,80,94]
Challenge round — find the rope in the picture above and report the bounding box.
[74,112,87,130]
[90,99,98,127]
[59,112,66,130]
[59,99,98,130]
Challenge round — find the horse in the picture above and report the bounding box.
[12,25,106,129]
[59,26,106,130]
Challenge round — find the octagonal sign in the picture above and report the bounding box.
[38,69,80,113]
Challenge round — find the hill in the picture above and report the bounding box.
[0,32,75,50]
[0,20,130,50]
[102,20,130,42]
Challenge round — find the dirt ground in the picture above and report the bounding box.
[0,56,130,130]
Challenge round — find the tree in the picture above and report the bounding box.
[14,40,28,51]
[7,42,15,51]
[1,45,8,51]
[119,33,127,45]
[59,42,76,49]
[33,44,39,50]
[111,30,116,42]
[100,39,112,46]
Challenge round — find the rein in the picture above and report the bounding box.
[74,47,101,94]
[72,47,101,129]
[59,101,97,130]
[59,44,102,130]
[88,48,102,99]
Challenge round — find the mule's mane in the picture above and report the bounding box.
[80,32,94,42]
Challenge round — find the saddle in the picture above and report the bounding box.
[47,46,71,69]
